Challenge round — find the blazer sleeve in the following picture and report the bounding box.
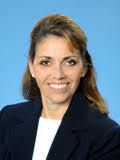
[90,125,120,160]
[0,106,11,160]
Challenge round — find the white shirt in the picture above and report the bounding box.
[32,117,61,160]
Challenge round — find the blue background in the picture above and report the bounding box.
[0,0,120,123]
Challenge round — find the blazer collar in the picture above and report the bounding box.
[32,91,88,129]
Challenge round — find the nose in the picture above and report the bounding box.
[53,64,66,80]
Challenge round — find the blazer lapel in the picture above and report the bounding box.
[9,98,42,160]
[46,92,89,160]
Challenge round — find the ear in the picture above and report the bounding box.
[28,56,35,78]
[81,65,88,78]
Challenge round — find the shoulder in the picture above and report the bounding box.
[0,100,33,128]
[88,105,119,139]
[88,106,118,131]
[87,106,120,158]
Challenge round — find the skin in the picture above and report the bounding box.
[29,36,87,120]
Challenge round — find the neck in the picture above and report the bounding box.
[40,98,72,120]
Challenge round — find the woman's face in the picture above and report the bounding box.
[29,36,86,105]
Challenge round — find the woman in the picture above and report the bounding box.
[0,14,120,160]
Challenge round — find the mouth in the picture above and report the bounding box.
[48,83,69,89]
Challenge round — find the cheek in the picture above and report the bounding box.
[34,69,50,86]
[73,73,81,85]
[69,70,82,89]
[68,69,82,81]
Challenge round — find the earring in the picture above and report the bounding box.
[32,74,35,78]
[81,74,84,78]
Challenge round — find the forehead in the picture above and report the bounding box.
[35,36,80,58]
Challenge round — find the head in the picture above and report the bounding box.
[22,14,108,115]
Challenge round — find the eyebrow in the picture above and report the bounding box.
[37,56,80,60]
[62,56,79,61]
[37,56,52,59]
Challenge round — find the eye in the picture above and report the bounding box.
[66,59,76,66]
[40,60,51,66]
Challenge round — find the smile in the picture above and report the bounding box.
[49,83,68,89]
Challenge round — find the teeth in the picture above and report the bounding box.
[50,84,67,89]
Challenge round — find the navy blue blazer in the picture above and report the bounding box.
[0,92,120,160]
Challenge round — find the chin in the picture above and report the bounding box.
[49,95,72,104]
